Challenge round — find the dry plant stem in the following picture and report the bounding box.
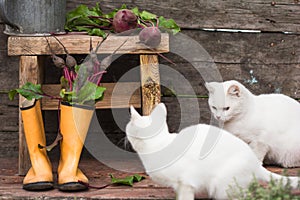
[53,35,77,68]
[38,100,62,151]
[45,36,66,68]
[94,33,110,53]
[156,52,176,65]
[44,36,55,55]
[100,39,128,70]
[53,35,69,54]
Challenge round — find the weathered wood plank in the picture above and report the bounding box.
[140,55,161,115]
[162,97,211,132]
[0,95,18,133]
[169,30,300,64]
[159,61,300,99]
[41,82,141,110]
[18,56,43,175]
[67,0,300,33]
[7,34,169,56]
[159,30,300,98]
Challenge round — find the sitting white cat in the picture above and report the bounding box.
[205,80,300,168]
[126,103,299,200]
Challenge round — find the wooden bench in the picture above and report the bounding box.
[7,34,169,175]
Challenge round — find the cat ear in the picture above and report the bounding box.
[227,85,240,97]
[205,82,215,94]
[130,105,141,121]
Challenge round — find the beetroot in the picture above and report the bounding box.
[139,26,161,48]
[113,9,138,33]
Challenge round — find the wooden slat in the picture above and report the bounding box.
[8,34,169,56]
[67,0,300,33]
[179,30,300,64]
[159,30,300,98]
[41,82,141,110]
[19,56,43,175]
[140,54,161,116]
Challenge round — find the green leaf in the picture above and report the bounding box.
[60,88,76,103]
[90,2,103,16]
[120,4,127,9]
[15,82,44,101]
[158,16,181,34]
[74,64,81,74]
[60,76,69,90]
[88,28,107,37]
[140,10,157,20]
[110,174,145,187]
[131,7,140,16]
[8,89,17,101]
[65,4,101,31]
[94,86,106,101]
[72,17,100,27]
[76,82,106,104]
[132,174,144,182]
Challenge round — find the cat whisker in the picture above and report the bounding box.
[117,136,133,151]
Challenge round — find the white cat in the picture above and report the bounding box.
[125,103,299,200]
[205,80,300,168]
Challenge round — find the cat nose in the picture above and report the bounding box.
[216,115,221,120]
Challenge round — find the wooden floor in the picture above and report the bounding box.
[0,156,300,200]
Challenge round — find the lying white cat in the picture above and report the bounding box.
[205,80,300,168]
[126,103,299,200]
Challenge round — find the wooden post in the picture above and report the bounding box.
[18,56,43,175]
[139,54,161,116]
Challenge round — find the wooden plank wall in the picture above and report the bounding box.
[0,0,299,157]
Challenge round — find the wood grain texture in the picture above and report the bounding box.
[159,30,300,98]
[41,82,141,110]
[140,54,161,115]
[7,34,169,56]
[67,0,300,33]
[1,0,300,160]
[18,56,43,175]
[180,30,300,64]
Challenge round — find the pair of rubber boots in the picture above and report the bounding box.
[20,99,94,191]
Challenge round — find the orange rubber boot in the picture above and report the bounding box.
[20,100,53,191]
[58,102,94,191]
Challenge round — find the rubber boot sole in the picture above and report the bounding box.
[58,182,88,191]
[23,181,54,191]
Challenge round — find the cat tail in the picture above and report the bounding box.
[260,167,299,189]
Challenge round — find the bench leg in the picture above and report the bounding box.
[18,56,43,175]
[139,54,161,116]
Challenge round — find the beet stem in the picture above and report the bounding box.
[78,180,111,189]
[63,67,73,91]
[84,24,112,30]
[146,46,177,66]
[156,52,176,66]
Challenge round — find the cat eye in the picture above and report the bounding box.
[212,106,217,110]
[223,107,230,111]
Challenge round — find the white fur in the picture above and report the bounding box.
[206,80,300,167]
[126,103,299,200]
